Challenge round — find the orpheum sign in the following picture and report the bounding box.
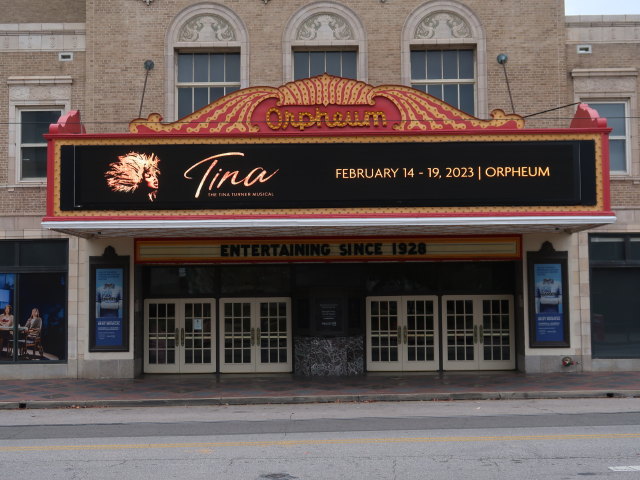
[46,74,612,219]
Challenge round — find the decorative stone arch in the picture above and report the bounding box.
[165,3,249,121]
[402,1,487,119]
[283,1,367,83]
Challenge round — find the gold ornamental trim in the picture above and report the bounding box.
[129,74,524,135]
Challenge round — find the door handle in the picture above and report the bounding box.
[403,325,408,345]
[479,325,484,344]
[473,325,478,344]
[181,328,185,347]
[250,327,255,346]
[397,327,402,343]
[175,328,179,344]
[256,328,261,345]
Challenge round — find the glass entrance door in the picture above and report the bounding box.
[366,296,439,371]
[144,299,216,374]
[366,295,514,372]
[442,295,515,370]
[219,298,292,373]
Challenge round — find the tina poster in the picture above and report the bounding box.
[89,251,129,352]
[527,243,570,347]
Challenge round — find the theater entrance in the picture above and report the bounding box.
[144,299,216,373]
[366,294,515,372]
[218,297,292,373]
[139,259,520,374]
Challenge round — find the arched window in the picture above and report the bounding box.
[166,4,248,121]
[283,2,367,83]
[402,1,487,118]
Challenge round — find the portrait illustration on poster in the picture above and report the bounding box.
[535,264,563,314]
[533,263,564,342]
[95,268,124,347]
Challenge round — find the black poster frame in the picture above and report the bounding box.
[89,247,130,352]
[527,242,570,348]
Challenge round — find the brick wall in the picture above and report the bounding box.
[0,0,85,23]
[80,0,568,131]
[567,17,640,210]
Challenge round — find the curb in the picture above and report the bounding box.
[1,389,639,410]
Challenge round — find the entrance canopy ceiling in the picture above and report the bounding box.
[42,216,614,239]
[43,75,615,239]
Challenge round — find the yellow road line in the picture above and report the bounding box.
[4,432,640,453]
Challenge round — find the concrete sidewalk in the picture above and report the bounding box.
[1,371,640,409]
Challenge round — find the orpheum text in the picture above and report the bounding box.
[266,107,387,131]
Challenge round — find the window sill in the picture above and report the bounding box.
[4,182,47,190]
[610,175,637,182]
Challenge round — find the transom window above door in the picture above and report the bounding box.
[176,52,240,119]
[410,49,475,115]
[293,50,357,80]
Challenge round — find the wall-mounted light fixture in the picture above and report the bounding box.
[138,60,155,118]
[496,53,515,114]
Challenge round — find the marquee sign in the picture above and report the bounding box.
[135,236,521,264]
[58,138,596,211]
[45,74,612,222]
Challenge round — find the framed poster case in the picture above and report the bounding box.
[527,242,570,348]
[89,247,129,352]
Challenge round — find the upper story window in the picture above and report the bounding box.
[284,3,366,82]
[586,101,629,174]
[410,49,475,115]
[572,68,637,177]
[8,76,71,186]
[19,109,61,181]
[176,52,240,119]
[166,5,248,121]
[403,1,487,119]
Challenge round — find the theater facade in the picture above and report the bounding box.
[38,74,614,377]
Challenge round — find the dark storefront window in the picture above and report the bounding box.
[590,235,640,358]
[140,261,516,339]
[0,240,68,363]
[144,266,217,297]
[293,264,364,336]
[142,265,291,298]
[220,265,290,297]
[365,262,515,296]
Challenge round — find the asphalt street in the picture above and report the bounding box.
[1,398,639,479]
